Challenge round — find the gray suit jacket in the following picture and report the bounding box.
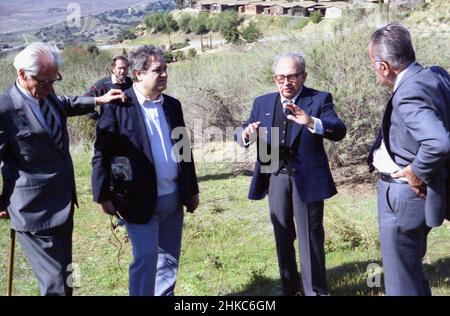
[0,84,96,232]
[382,63,450,227]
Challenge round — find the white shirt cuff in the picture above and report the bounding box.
[307,117,324,135]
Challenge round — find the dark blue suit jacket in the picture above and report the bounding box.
[91,88,199,224]
[238,86,346,203]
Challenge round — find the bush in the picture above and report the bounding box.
[163,50,174,63]
[173,50,185,62]
[241,22,263,43]
[310,11,323,24]
[187,48,197,59]
[178,13,193,33]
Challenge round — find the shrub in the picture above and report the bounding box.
[240,22,262,43]
[310,11,323,24]
[187,48,197,59]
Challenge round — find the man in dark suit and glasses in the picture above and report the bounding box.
[367,22,450,295]
[236,52,346,296]
[0,42,125,295]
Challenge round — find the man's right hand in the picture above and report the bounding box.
[0,209,9,219]
[242,121,261,142]
[96,89,126,105]
[100,200,117,215]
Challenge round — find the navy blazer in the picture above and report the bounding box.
[91,88,199,224]
[238,86,346,203]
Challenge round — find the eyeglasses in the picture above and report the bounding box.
[273,73,301,84]
[31,72,63,87]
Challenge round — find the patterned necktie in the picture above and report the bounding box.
[282,99,293,117]
[39,99,64,149]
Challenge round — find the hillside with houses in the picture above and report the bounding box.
[187,0,422,19]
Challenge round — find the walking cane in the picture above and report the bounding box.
[6,228,15,296]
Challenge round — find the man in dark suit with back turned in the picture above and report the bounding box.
[236,52,346,296]
[367,22,450,295]
[92,45,199,296]
[0,42,125,295]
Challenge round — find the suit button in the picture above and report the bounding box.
[292,168,296,172]
[289,150,293,154]
[281,140,285,143]
[283,131,286,134]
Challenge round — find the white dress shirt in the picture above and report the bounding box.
[133,85,179,196]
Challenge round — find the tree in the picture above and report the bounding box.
[240,22,262,43]
[217,11,241,44]
[162,13,179,46]
[178,14,193,33]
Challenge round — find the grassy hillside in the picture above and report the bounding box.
[0,146,449,296]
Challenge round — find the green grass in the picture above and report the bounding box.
[1,147,450,296]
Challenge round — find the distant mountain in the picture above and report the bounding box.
[0,0,175,50]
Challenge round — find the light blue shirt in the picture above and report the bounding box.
[133,85,179,196]
[280,88,324,135]
[16,80,61,135]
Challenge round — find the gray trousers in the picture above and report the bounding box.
[377,180,431,296]
[268,173,327,296]
[16,214,73,296]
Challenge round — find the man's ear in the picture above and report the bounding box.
[17,68,27,80]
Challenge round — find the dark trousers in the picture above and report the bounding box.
[377,180,431,296]
[16,214,74,296]
[268,173,327,296]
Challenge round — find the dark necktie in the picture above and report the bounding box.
[39,99,63,149]
[282,99,293,117]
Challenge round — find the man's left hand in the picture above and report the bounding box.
[0,209,10,219]
[96,88,126,105]
[284,103,314,129]
[188,194,199,212]
[392,165,426,198]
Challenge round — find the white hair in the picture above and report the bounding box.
[272,52,306,74]
[13,42,62,76]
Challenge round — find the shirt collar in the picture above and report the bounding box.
[280,87,303,104]
[133,84,164,107]
[394,61,416,91]
[16,79,40,105]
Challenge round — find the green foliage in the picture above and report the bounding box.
[216,11,242,44]
[189,12,210,35]
[310,10,323,24]
[116,29,137,42]
[173,50,185,62]
[178,13,193,33]
[187,48,197,59]
[144,12,179,34]
[163,50,174,63]
[241,22,263,43]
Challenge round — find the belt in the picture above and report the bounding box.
[278,168,289,174]
[379,172,408,184]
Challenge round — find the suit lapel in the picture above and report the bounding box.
[11,84,64,153]
[263,93,278,145]
[289,87,313,147]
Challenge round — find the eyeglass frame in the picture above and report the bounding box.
[30,72,63,87]
[272,73,302,84]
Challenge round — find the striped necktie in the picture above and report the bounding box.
[39,99,64,149]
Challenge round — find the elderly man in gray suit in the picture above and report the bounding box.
[367,23,450,296]
[0,42,125,296]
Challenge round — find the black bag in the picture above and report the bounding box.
[110,156,133,214]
